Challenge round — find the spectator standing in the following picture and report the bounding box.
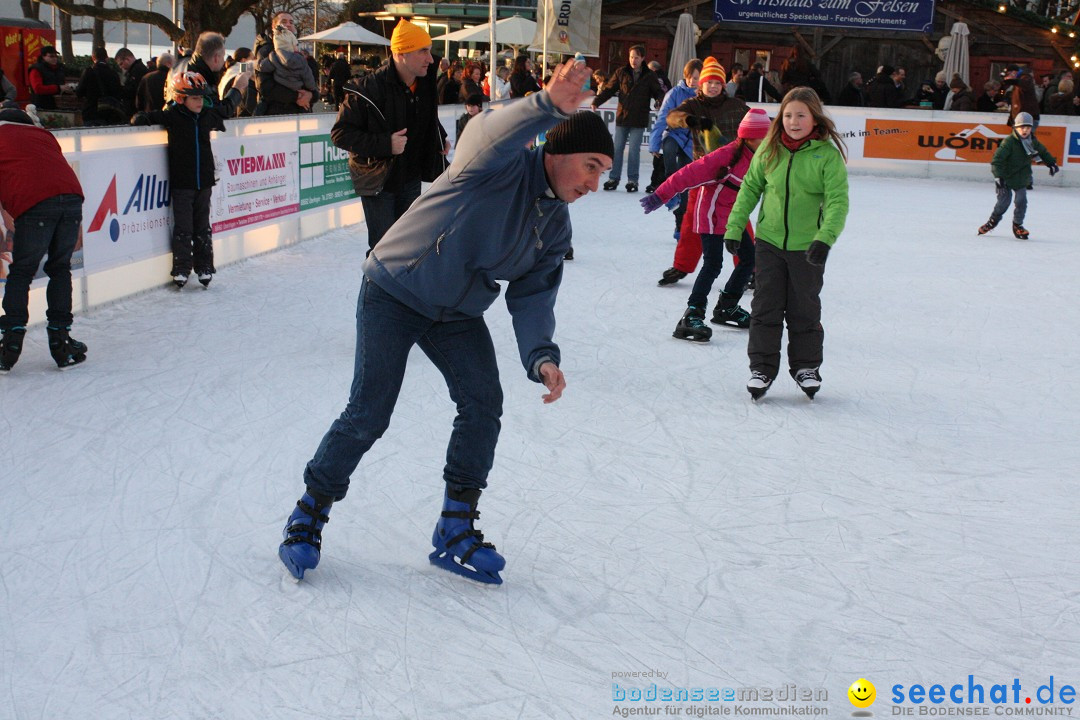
[946,76,975,111]
[867,65,905,108]
[457,93,484,143]
[218,48,257,117]
[460,63,487,102]
[509,55,541,98]
[977,79,1005,113]
[329,51,352,107]
[836,72,867,107]
[169,32,228,105]
[1003,64,1040,128]
[648,61,672,93]
[331,19,449,252]
[489,65,511,101]
[0,106,87,371]
[932,71,950,109]
[438,66,462,104]
[1044,76,1076,115]
[136,51,173,112]
[259,25,318,111]
[253,12,312,115]
[131,71,249,288]
[591,44,665,192]
[739,62,782,103]
[28,46,73,110]
[76,47,124,125]
[725,63,744,99]
[115,48,148,118]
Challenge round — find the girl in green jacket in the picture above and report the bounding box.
[723,87,849,401]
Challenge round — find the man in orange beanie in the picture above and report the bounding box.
[331,18,450,251]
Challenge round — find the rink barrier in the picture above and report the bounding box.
[9,102,1080,325]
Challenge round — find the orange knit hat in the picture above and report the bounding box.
[390,19,432,54]
[699,57,726,85]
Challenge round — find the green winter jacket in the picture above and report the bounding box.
[724,137,849,251]
[991,133,1057,190]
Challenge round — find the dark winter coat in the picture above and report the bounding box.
[136,67,169,112]
[977,92,1001,113]
[1006,72,1040,124]
[1045,92,1076,115]
[836,82,867,107]
[948,89,976,112]
[438,77,461,105]
[362,92,573,382]
[508,69,540,98]
[28,59,66,110]
[331,58,447,195]
[329,58,351,106]
[592,65,665,128]
[867,73,905,108]
[739,69,782,103]
[131,88,241,190]
[459,76,485,103]
[667,93,749,159]
[75,61,124,122]
[252,34,307,115]
[990,132,1056,190]
[120,58,148,117]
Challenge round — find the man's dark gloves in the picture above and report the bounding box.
[1048,163,1059,177]
[725,238,740,255]
[806,240,830,267]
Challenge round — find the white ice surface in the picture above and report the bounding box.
[2,170,1079,719]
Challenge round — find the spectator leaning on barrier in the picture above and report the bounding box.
[977,79,1005,113]
[739,62,782,103]
[1044,76,1076,115]
[946,76,975,112]
[218,48,257,117]
[28,46,73,110]
[0,106,87,372]
[329,51,352,107]
[258,24,318,113]
[836,72,867,107]
[136,51,172,112]
[115,48,148,118]
[331,18,449,253]
[867,65,905,108]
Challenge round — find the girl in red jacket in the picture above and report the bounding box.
[640,108,770,342]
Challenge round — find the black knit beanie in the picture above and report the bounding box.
[544,111,614,159]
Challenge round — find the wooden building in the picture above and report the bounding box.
[595,0,1080,98]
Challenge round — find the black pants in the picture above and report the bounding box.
[359,179,422,252]
[171,187,213,275]
[748,241,825,380]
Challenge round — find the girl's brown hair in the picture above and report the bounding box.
[759,86,848,170]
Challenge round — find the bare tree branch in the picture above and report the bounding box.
[38,0,185,40]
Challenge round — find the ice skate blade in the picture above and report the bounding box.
[748,388,769,401]
[801,387,819,400]
[429,549,503,585]
[672,331,710,343]
[278,544,310,581]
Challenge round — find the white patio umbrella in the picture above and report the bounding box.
[299,21,390,52]
[942,21,970,88]
[429,16,537,53]
[668,13,698,83]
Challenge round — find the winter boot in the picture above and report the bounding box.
[1012,223,1030,239]
[46,326,86,369]
[747,370,773,401]
[0,327,26,372]
[672,305,712,342]
[792,367,822,399]
[625,181,638,193]
[278,492,332,580]
[657,267,687,286]
[429,488,505,585]
[603,179,618,191]
[712,293,751,328]
[977,217,999,235]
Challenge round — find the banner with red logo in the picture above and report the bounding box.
[532,0,602,56]
[211,135,300,233]
[862,119,1066,164]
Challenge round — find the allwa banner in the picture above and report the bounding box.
[713,0,935,32]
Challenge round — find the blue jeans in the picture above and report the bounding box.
[609,126,645,184]
[688,231,755,308]
[991,184,1027,225]
[1,194,83,331]
[359,178,422,252]
[304,277,504,501]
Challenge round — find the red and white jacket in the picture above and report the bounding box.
[654,140,754,236]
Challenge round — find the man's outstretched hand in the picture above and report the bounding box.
[546,59,596,115]
[539,362,566,404]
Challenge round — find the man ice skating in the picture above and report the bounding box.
[278,59,611,585]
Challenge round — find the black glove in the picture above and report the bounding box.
[685,115,714,132]
[725,238,740,255]
[1048,163,1059,177]
[130,113,151,126]
[805,240,830,267]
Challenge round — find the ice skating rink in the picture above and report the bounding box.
[2,172,1078,719]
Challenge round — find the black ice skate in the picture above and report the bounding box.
[977,217,999,235]
[603,179,618,191]
[173,273,189,289]
[673,306,712,342]
[46,326,87,369]
[197,271,213,288]
[793,367,822,399]
[1012,223,1030,239]
[625,182,638,193]
[657,267,687,286]
[747,371,773,401]
[0,327,26,372]
[712,301,751,329]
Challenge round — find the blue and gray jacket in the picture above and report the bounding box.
[363,92,572,382]
[649,80,696,157]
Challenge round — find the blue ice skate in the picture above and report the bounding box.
[278,493,331,580]
[429,489,505,585]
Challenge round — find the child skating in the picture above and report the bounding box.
[640,108,771,342]
[978,112,1058,239]
[723,87,849,400]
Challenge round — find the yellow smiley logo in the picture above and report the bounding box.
[848,678,876,708]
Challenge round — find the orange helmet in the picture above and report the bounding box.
[172,71,209,101]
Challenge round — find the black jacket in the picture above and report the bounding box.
[76,61,124,122]
[120,58,148,117]
[738,70,782,103]
[29,59,66,110]
[329,58,351,106]
[136,67,169,112]
[836,82,867,107]
[251,34,307,115]
[131,88,241,190]
[331,59,448,195]
[509,70,540,99]
[592,65,665,128]
[867,73,905,108]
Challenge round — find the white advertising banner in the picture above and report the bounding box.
[211,135,300,233]
[533,0,602,56]
[80,146,172,274]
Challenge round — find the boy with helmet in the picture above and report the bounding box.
[978,112,1058,240]
[131,70,250,288]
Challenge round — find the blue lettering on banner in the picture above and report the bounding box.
[714,0,935,32]
[1068,131,1080,163]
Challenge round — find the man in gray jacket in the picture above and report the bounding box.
[278,59,611,586]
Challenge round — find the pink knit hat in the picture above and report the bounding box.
[738,108,771,139]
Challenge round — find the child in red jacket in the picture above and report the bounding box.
[641,108,770,342]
